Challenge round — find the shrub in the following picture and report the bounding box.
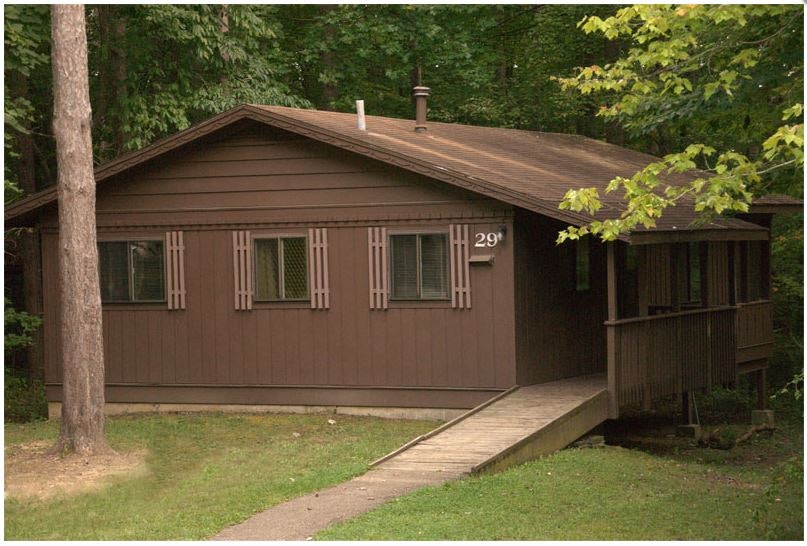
[4,367,47,422]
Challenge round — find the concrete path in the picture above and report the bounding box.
[212,374,607,540]
[211,466,461,540]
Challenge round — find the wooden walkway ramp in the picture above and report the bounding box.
[372,374,608,476]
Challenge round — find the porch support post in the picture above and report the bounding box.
[727,242,737,306]
[606,242,619,419]
[681,390,695,424]
[670,243,683,312]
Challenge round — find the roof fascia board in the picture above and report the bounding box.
[630,228,768,245]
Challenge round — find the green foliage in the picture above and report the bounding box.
[4,368,47,423]
[555,5,804,241]
[4,297,41,352]
[695,387,753,423]
[770,214,804,390]
[88,5,310,157]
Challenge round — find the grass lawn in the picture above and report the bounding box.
[4,412,435,540]
[318,410,804,540]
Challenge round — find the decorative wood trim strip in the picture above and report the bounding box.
[463,224,471,309]
[232,231,240,309]
[165,231,186,310]
[449,224,471,309]
[368,227,375,309]
[322,228,330,309]
[368,227,387,310]
[166,231,175,309]
[307,228,330,310]
[449,225,457,308]
[309,228,316,309]
[233,230,252,311]
[177,231,186,309]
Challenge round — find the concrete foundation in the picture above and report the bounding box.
[676,424,702,439]
[46,402,462,422]
[751,409,775,427]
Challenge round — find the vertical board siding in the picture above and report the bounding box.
[513,211,607,385]
[608,307,737,409]
[39,130,518,396]
[42,223,516,391]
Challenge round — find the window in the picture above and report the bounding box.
[254,236,308,301]
[98,240,165,303]
[389,233,449,300]
[575,238,590,291]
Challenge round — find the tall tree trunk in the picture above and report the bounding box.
[51,3,108,455]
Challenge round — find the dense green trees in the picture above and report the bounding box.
[4,4,626,195]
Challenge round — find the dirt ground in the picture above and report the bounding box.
[4,441,148,500]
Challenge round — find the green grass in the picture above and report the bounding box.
[317,416,804,540]
[4,412,435,540]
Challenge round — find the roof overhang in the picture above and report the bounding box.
[629,227,768,245]
[4,104,602,234]
[3,104,779,246]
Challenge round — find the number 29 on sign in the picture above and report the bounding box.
[474,232,499,248]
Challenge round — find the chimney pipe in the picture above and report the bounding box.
[356,99,366,131]
[413,86,430,133]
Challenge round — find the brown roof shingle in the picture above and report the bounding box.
[6,103,787,240]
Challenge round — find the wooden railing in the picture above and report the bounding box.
[736,300,774,364]
[605,307,737,411]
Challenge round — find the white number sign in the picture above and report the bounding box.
[475,232,499,248]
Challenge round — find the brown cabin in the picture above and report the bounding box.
[5,94,800,420]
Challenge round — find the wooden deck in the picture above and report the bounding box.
[371,374,608,476]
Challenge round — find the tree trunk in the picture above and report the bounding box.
[51,4,108,455]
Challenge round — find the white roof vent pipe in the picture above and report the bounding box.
[356,100,366,131]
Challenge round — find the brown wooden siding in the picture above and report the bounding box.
[39,125,518,405]
[706,242,730,305]
[513,210,607,385]
[736,300,774,363]
[607,307,737,409]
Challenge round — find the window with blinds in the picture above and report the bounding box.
[98,240,165,303]
[389,233,449,300]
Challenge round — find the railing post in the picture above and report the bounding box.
[606,242,619,419]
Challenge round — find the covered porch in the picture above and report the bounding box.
[603,234,773,419]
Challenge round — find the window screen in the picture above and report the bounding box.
[390,234,418,299]
[254,238,280,300]
[420,234,448,299]
[99,241,130,302]
[254,236,308,301]
[98,240,165,302]
[390,233,449,300]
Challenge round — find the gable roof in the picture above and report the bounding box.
[6,103,789,242]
